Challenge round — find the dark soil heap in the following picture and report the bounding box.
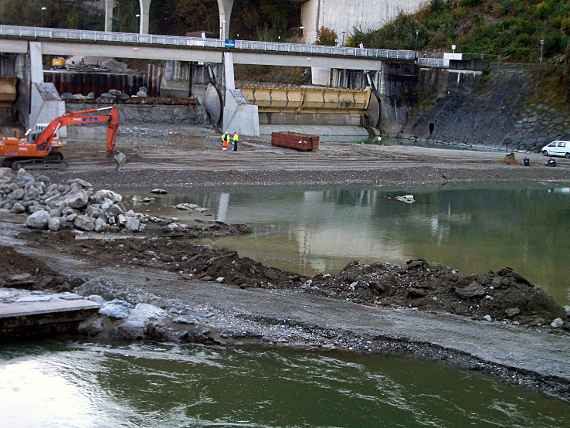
[0,246,79,292]
[60,237,306,289]
[310,259,566,326]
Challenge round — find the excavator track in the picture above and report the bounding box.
[6,153,68,171]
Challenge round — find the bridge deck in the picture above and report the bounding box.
[0,25,416,62]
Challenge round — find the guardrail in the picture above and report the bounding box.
[417,57,447,68]
[0,25,417,62]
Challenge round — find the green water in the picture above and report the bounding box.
[158,183,569,305]
[0,342,568,427]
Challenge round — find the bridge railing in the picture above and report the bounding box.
[0,25,417,62]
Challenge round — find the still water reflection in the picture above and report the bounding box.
[135,183,570,305]
[1,342,568,427]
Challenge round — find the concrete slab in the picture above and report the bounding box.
[0,299,99,319]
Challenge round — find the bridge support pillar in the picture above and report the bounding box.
[217,0,234,40]
[104,0,115,32]
[139,0,152,34]
[29,42,43,84]
[222,52,259,136]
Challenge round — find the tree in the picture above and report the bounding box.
[317,26,337,46]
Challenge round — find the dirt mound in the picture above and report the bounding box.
[0,246,79,292]
[310,259,565,326]
[57,237,305,289]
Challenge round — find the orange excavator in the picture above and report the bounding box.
[0,106,120,170]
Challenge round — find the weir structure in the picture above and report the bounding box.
[0,24,423,137]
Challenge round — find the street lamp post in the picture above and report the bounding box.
[539,39,545,64]
[41,6,47,27]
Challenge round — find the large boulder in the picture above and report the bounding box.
[65,190,89,209]
[99,299,131,319]
[94,217,108,233]
[15,169,34,186]
[94,189,122,204]
[48,217,62,232]
[117,303,167,339]
[125,216,142,232]
[74,215,95,231]
[26,210,50,229]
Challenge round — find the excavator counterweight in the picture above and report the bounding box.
[0,106,120,170]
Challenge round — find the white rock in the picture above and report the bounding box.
[483,315,492,322]
[94,189,122,204]
[87,295,105,305]
[99,299,131,319]
[48,217,61,232]
[94,217,108,233]
[11,202,25,214]
[125,216,141,232]
[564,305,570,317]
[74,215,95,231]
[26,210,50,229]
[176,203,193,211]
[117,303,167,338]
[65,190,89,209]
[550,318,564,328]
[216,277,224,283]
[150,188,168,194]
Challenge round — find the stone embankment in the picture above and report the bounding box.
[0,168,249,237]
[0,167,144,233]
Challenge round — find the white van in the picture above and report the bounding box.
[541,140,570,158]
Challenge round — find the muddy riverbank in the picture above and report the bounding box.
[1,218,569,400]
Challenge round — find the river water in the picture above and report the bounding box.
[3,183,569,426]
[139,182,570,305]
[1,342,569,427]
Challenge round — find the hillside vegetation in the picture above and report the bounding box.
[348,0,570,63]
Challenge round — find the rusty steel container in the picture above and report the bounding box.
[271,132,320,152]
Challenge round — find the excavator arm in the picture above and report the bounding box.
[35,106,120,155]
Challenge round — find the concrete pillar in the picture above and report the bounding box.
[311,67,331,86]
[217,0,234,40]
[223,52,235,92]
[139,0,152,34]
[29,42,43,84]
[104,0,115,32]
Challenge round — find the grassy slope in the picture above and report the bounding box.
[349,0,570,63]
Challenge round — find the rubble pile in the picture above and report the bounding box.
[0,167,144,233]
[309,259,567,327]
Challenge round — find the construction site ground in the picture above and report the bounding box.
[51,127,570,188]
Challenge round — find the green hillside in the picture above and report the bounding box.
[348,0,570,62]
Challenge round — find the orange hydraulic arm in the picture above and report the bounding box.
[34,106,120,155]
[0,106,120,161]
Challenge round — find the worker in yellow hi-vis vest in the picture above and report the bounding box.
[232,131,240,152]
[221,131,230,151]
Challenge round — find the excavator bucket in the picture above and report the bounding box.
[113,151,127,171]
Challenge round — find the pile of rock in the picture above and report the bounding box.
[310,259,567,328]
[0,168,144,233]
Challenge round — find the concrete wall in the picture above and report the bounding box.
[260,111,362,126]
[67,102,208,126]
[30,83,66,137]
[302,0,427,44]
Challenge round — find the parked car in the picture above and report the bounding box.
[541,140,570,158]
